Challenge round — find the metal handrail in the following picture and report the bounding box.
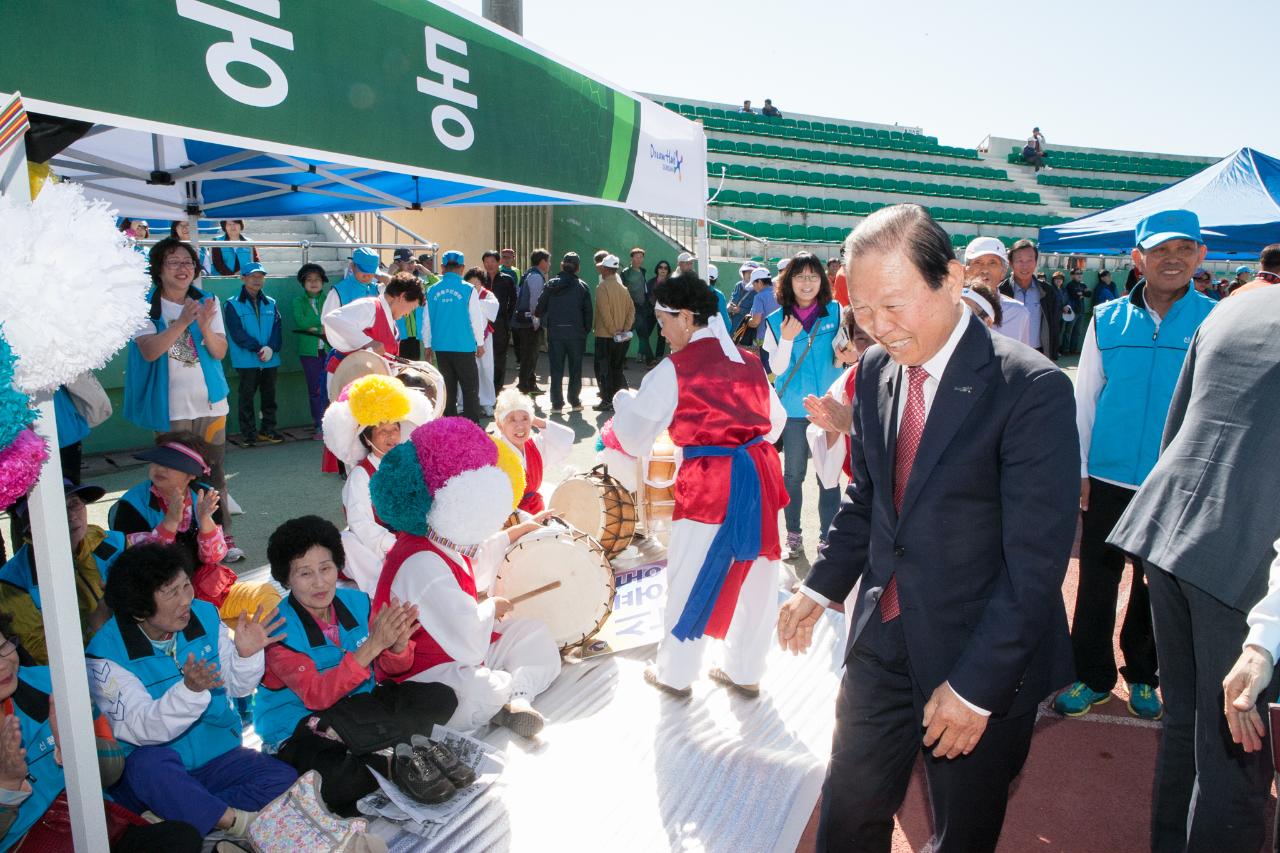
[133,237,437,265]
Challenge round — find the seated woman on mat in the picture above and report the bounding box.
[256,515,466,812]
[490,387,573,515]
[108,432,237,607]
[85,543,296,842]
[0,614,206,853]
[323,374,434,594]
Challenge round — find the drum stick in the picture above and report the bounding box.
[509,580,562,605]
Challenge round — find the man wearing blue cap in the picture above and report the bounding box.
[425,250,487,422]
[1231,265,1252,294]
[322,246,382,318]
[224,262,284,446]
[1058,210,1215,724]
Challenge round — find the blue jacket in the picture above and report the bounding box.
[427,273,477,352]
[806,315,1078,717]
[253,588,374,750]
[123,287,230,432]
[1088,282,1216,486]
[86,600,242,769]
[333,273,378,307]
[713,287,731,328]
[223,288,283,369]
[766,301,843,417]
[2,667,63,847]
[0,531,125,611]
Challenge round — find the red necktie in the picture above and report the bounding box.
[882,366,928,622]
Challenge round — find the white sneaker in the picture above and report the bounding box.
[226,493,244,516]
[223,535,246,563]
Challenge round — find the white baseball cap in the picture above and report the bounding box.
[676,251,695,264]
[706,263,719,281]
[601,254,620,269]
[748,267,772,283]
[777,257,791,272]
[964,237,1008,265]
[739,261,758,274]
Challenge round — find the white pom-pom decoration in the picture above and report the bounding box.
[428,467,516,546]
[0,181,151,393]
[323,386,439,468]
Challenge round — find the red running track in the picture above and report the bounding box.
[796,522,1277,852]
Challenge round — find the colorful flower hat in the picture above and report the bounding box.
[322,374,434,467]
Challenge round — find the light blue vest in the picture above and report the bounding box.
[333,273,378,307]
[110,481,202,531]
[714,287,731,329]
[2,667,63,847]
[0,531,125,610]
[253,588,374,750]
[427,273,477,353]
[123,288,230,432]
[766,301,843,417]
[1088,282,1216,486]
[53,386,90,447]
[86,600,242,769]
[225,292,282,369]
[211,237,253,275]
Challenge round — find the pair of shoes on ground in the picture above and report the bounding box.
[223,534,246,564]
[593,402,614,412]
[783,531,804,562]
[643,665,760,700]
[392,735,476,805]
[1052,680,1163,719]
[491,696,545,738]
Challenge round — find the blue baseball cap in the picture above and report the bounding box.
[1236,265,1252,275]
[441,250,465,267]
[1135,209,1202,250]
[240,261,267,276]
[351,246,380,274]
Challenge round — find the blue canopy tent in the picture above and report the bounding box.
[1039,147,1280,258]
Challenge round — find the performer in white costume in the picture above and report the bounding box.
[612,273,788,697]
[490,388,574,514]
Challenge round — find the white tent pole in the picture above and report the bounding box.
[696,123,711,279]
[0,109,110,852]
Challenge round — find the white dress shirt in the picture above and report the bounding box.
[323,294,398,353]
[1245,535,1280,660]
[801,307,992,715]
[995,295,1031,345]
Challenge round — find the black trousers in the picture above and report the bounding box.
[547,337,585,408]
[236,366,278,436]
[817,615,1037,853]
[115,820,203,853]
[513,327,540,391]
[1071,477,1158,690]
[275,680,457,816]
[59,441,83,485]
[593,337,628,407]
[492,322,511,393]
[1145,564,1278,853]
[436,350,481,423]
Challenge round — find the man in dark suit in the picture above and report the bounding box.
[778,204,1078,852]
[1109,285,1280,853]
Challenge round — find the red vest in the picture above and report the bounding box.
[667,338,787,556]
[373,534,496,681]
[842,364,859,480]
[517,438,544,514]
[364,300,400,357]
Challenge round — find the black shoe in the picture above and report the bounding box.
[592,402,609,412]
[238,435,257,448]
[256,432,284,445]
[392,743,455,804]
[410,735,477,789]
[550,404,563,413]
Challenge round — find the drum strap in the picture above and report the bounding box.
[671,436,764,642]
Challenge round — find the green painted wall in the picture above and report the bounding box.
[87,276,319,455]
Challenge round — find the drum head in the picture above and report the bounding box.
[394,360,446,420]
[499,529,614,651]
[548,478,607,540]
[332,350,390,395]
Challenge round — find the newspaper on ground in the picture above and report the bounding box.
[358,726,503,832]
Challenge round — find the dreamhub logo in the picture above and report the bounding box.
[650,145,683,180]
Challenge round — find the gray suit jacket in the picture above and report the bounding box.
[1109,286,1280,611]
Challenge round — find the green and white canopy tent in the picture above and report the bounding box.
[0,3,706,849]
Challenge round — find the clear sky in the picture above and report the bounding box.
[455,0,1277,159]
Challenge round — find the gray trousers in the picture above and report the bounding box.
[1146,564,1278,853]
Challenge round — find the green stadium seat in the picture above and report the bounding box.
[836,174,855,189]
[709,108,726,119]
[694,106,710,117]
[755,192,775,208]
[777,168,795,183]
[768,223,789,240]
[787,224,807,241]
[761,167,779,181]
[741,142,758,155]
[823,198,841,214]
[806,197,825,213]
[839,200,857,215]
[764,144,781,157]
[736,191,755,207]
[929,206,946,220]
[779,147,797,160]
[806,226,825,242]
[716,190,738,206]
[838,153,856,167]
[744,166,763,180]
[854,201,872,216]
[824,226,846,242]
[727,164,746,178]
[909,181,927,196]
[867,178,884,191]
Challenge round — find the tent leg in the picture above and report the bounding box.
[29,400,111,852]
[0,101,110,853]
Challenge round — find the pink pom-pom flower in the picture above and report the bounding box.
[410,417,498,494]
[0,428,49,511]
[599,417,629,455]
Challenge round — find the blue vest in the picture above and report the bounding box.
[1088,282,1216,486]
[253,588,374,750]
[427,273,477,352]
[85,600,242,769]
[2,668,64,847]
[225,292,283,369]
[0,531,125,611]
[211,238,253,275]
[53,386,91,448]
[333,273,378,307]
[714,287,731,329]
[397,305,426,341]
[123,288,230,432]
[766,302,843,417]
